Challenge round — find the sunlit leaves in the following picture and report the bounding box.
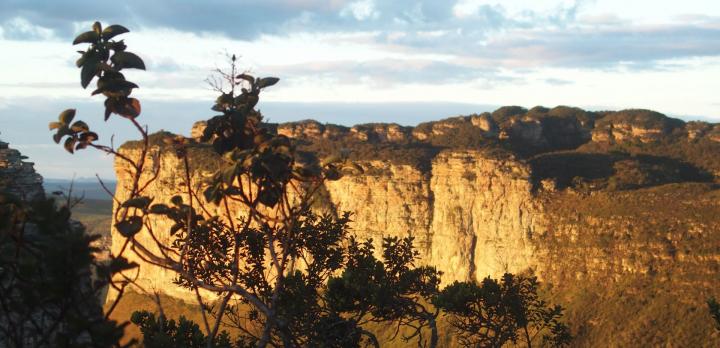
[92,21,102,34]
[59,109,76,124]
[64,137,77,154]
[70,120,89,132]
[50,109,98,153]
[73,31,98,45]
[105,97,142,120]
[102,24,129,40]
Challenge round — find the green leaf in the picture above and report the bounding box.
[75,50,94,68]
[48,121,63,130]
[92,21,102,34]
[92,78,138,97]
[111,51,146,70]
[236,73,255,83]
[104,98,114,121]
[75,141,88,151]
[79,132,98,142]
[80,56,99,88]
[115,216,143,237]
[70,120,89,132]
[52,126,72,144]
[102,24,129,40]
[122,196,152,209]
[115,97,141,118]
[58,109,76,124]
[73,31,98,45]
[63,137,76,154]
[257,77,280,89]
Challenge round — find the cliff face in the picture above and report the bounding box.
[112,106,720,346]
[428,151,539,283]
[0,140,44,201]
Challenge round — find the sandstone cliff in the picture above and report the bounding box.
[113,106,720,346]
[0,140,44,201]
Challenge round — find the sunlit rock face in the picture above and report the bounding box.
[428,151,539,283]
[110,107,720,337]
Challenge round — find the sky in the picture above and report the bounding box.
[0,0,719,179]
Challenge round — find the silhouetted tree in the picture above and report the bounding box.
[0,192,129,347]
[30,20,573,348]
[48,21,449,348]
[434,274,571,348]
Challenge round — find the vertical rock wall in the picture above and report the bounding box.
[0,141,44,200]
[429,151,539,283]
[110,146,546,299]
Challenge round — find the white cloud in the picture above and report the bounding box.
[0,17,55,40]
[340,0,380,21]
[0,1,718,122]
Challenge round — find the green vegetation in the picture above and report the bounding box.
[529,151,713,191]
[34,21,569,347]
[435,274,571,347]
[17,17,720,347]
[594,109,684,131]
[552,276,720,347]
[0,193,127,347]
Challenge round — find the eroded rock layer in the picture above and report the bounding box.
[112,106,720,346]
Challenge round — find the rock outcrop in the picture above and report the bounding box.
[111,106,720,346]
[0,140,44,201]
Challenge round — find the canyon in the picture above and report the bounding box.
[111,106,720,346]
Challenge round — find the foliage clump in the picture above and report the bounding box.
[0,192,129,347]
[30,21,576,347]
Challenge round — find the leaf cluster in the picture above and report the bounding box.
[131,310,247,348]
[42,21,572,348]
[434,273,571,347]
[50,22,146,154]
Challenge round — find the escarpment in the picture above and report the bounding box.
[0,140,44,201]
[113,106,720,346]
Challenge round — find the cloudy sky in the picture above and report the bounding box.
[0,0,719,179]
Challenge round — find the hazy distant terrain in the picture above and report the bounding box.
[44,178,116,201]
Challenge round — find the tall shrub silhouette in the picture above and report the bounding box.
[37,21,570,347]
[49,21,449,347]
